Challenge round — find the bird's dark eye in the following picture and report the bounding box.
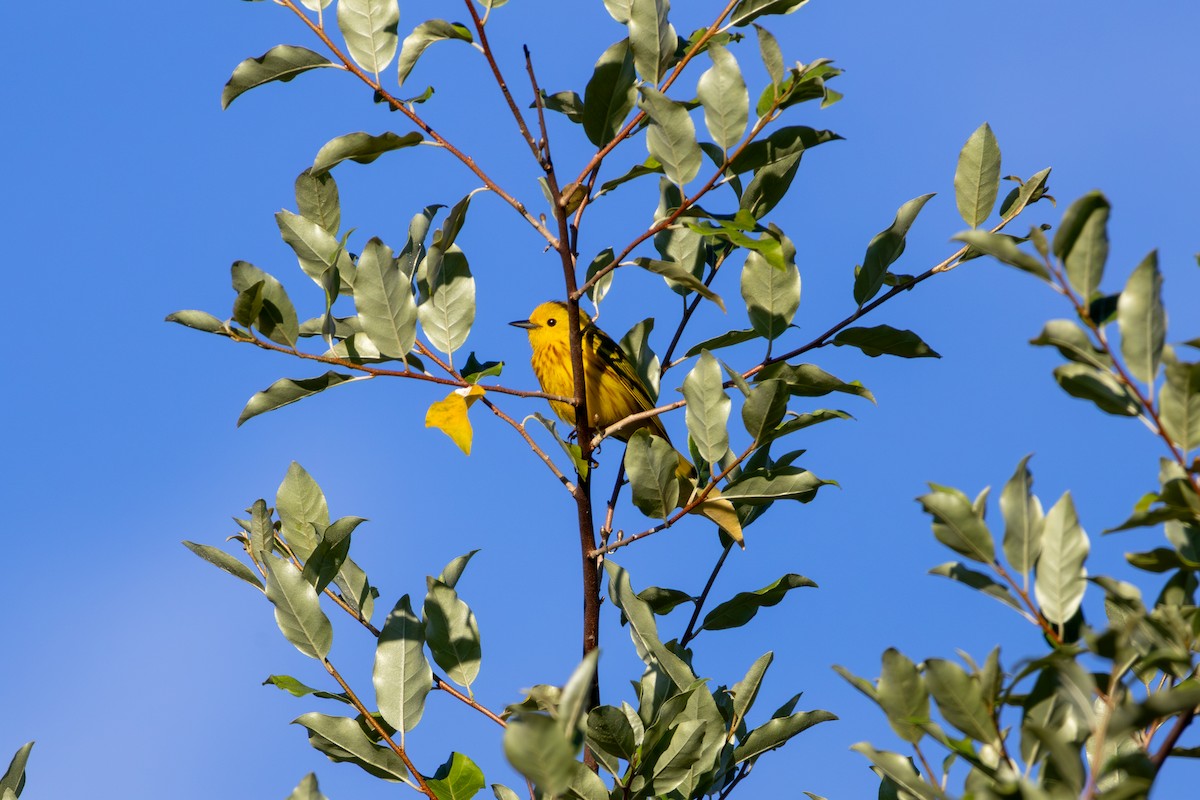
[547,318,557,327]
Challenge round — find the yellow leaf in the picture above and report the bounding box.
[426,392,473,454]
[690,488,744,547]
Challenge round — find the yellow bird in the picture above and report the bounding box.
[509,300,670,445]
[511,301,744,543]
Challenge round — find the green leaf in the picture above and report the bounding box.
[740,151,802,219]
[354,237,417,358]
[374,594,432,734]
[730,652,774,731]
[854,194,936,306]
[684,329,758,358]
[583,39,637,147]
[584,249,616,305]
[284,773,327,800]
[276,210,355,289]
[742,379,788,444]
[503,714,577,796]
[998,167,1052,221]
[756,362,875,403]
[1029,319,1111,369]
[753,23,783,85]
[182,540,264,591]
[631,257,725,310]
[221,45,337,110]
[431,192,477,252]
[437,550,480,590]
[850,745,940,800]
[696,43,748,152]
[700,573,816,631]
[588,706,637,761]
[237,372,360,427]
[490,785,521,800]
[603,0,633,23]
[277,462,328,561]
[1053,191,1110,299]
[337,0,400,76]
[624,429,680,520]
[741,245,800,341]
[627,0,676,85]
[427,752,486,800]
[525,413,589,478]
[295,168,341,234]
[1052,363,1140,416]
[1160,353,1200,452]
[539,90,583,123]
[423,580,481,690]
[418,247,475,356]
[264,555,333,659]
[637,586,694,615]
[312,131,423,176]
[644,719,706,795]
[952,230,1049,280]
[924,659,996,743]
[733,709,835,762]
[728,126,838,174]
[953,122,1001,228]
[682,351,731,464]
[653,224,706,297]
[231,261,300,347]
[0,742,32,798]
[165,310,228,335]
[397,20,473,86]
[617,317,660,400]
[1117,250,1165,384]
[1000,454,1044,575]
[832,325,939,358]
[246,498,275,566]
[1035,492,1089,626]
[877,649,928,744]
[263,674,351,704]
[604,561,696,690]
[757,408,851,448]
[917,484,995,564]
[637,87,702,187]
[723,466,831,504]
[730,0,810,27]
[293,712,408,781]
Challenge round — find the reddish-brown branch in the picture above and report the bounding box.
[323,657,435,797]
[463,0,542,161]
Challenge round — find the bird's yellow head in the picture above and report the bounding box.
[508,301,592,349]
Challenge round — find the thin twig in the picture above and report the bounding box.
[323,657,436,797]
[463,0,542,161]
[276,0,559,248]
[680,542,733,647]
[593,442,756,556]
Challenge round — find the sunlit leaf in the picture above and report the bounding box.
[953,122,1001,228]
[337,0,400,76]
[221,45,337,109]
[682,351,731,464]
[638,87,702,187]
[1053,191,1109,299]
[312,131,423,176]
[374,594,432,734]
[854,194,935,305]
[625,430,680,520]
[264,555,333,660]
[696,43,748,152]
[1035,492,1089,626]
[627,0,677,85]
[1117,250,1165,384]
[397,20,473,86]
[238,372,360,427]
[583,39,637,147]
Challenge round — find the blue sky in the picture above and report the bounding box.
[4,1,1200,797]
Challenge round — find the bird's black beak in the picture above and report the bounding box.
[509,319,538,329]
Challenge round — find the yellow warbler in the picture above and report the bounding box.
[511,301,743,544]
[510,300,674,446]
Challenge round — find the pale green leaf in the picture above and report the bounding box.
[953,122,1001,228]
[264,555,333,659]
[1034,492,1089,626]
[624,429,679,520]
[638,86,702,186]
[237,372,360,427]
[1117,250,1165,384]
[337,0,400,76]
[397,20,473,86]
[221,45,337,110]
[423,580,481,690]
[374,594,433,734]
[682,351,731,464]
[312,131,422,176]
[583,39,637,147]
[696,43,748,151]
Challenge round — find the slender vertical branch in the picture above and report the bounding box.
[463,0,542,161]
[680,542,733,647]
